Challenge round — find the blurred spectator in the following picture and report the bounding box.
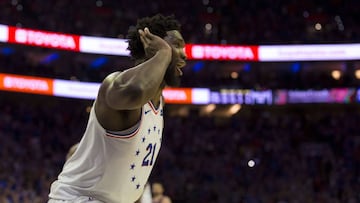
[152,182,172,203]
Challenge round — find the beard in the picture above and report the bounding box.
[164,64,181,87]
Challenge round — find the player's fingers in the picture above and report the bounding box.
[138,29,149,45]
[143,27,155,40]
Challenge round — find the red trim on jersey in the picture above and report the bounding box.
[105,126,140,139]
[148,101,161,115]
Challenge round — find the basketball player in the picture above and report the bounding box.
[152,183,172,203]
[48,14,186,203]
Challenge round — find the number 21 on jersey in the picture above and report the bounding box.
[142,143,157,166]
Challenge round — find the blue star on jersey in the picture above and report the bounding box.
[130,163,135,170]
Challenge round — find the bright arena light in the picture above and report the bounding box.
[315,23,322,31]
[205,23,212,31]
[355,69,360,79]
[199,104,216,116]
[230,71,239,79]
[331,70,341,80]
[229,104,241,115]
[248,160,255,168]
[204,104,216,113]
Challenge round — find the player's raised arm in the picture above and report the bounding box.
[100,28,172,110]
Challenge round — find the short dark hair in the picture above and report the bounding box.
[127,14,181,60]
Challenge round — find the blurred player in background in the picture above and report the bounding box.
[48,13,186,203]
[152,183,171,203]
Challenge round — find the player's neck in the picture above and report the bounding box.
[150,89,162,108]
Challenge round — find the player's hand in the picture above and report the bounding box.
[138,27,171,58]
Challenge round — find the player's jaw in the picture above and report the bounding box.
[164,60,185,87]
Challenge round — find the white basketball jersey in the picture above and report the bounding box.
[49,99,164,203]
[139,183,152,203]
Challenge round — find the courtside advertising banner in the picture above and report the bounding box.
[259,44,360,61]
[329,88,356,103]
[0,73,359,105]
[162,88,209,104]
[79,36,130,56]
[286,89,357,104]
[2,24,360,61]
[184,44,259,61]
[0,73,54,95]
[0,73,211,104]
[53,79,100,99]
[162,88,194,104]
[0,24,8,42]
[7,26,80,51]
[209,89,273,105]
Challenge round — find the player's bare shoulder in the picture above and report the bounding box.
[95,71,142,131]
[95,71,121,110]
